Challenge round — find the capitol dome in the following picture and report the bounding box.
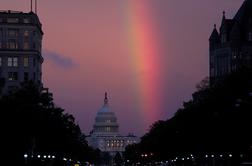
[87,93,140,155]
[92,93,119,136]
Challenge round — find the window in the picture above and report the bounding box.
[8,72,18,81]
[24,57,29,67]
[7,18,19,23]
[105,127,111,132]
[8,39,18,49]
[24,42,29,49]
[8,57,18,67]
[13,57,18,67]
[23,30,29,49]
[23,18,30,23]
[24,72,29,81]
[8,29,18,37]
[24,30,29,37]
[8,58,12,66]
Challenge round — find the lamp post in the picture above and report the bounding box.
[24,154,28,165]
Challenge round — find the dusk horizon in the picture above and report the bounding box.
[1,0,245,137]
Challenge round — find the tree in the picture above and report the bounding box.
[114,152,123,166]
[125,67,252,163]
[1,81,98,165]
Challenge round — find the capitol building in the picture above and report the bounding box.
[86,93,139,156]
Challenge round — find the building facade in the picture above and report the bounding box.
[209,0,252,82]
[86,93,139,156]
[0,10,43,94]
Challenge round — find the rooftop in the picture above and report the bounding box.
[0,10,43,34]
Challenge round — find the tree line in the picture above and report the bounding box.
[1,82,99,165]
[125,67,252,165]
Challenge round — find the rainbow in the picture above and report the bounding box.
[124,1,162,128]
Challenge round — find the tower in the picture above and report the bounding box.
[0,10,43,94]
[209,0,252,83]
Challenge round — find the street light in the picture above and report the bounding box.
[24,154,28,158]
[24,154,28,165]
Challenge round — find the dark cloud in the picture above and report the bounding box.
[43,50,77,69]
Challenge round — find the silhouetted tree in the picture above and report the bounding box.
[101,152,111,165]
[1,81,98,165]
[125,67,252,164]
[114,152,123,166]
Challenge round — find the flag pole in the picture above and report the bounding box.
[30,0,33,12]
[35,0,37,14]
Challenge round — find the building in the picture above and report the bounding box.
[209,0,252,83]
[86,93,140,156]
[0,10,43,94]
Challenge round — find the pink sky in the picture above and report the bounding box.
[1,0,244,136]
